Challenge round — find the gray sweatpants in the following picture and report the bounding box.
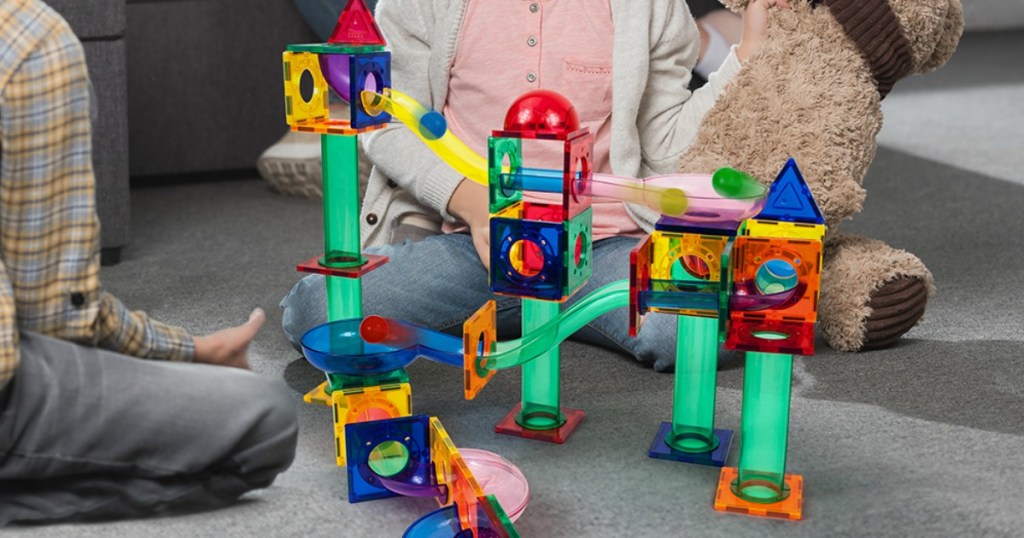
[0,331,298,525]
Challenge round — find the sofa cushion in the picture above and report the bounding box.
[126,0,317,176]
[46,0,125,39]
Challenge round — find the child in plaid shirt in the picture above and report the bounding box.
[0,0,297,524]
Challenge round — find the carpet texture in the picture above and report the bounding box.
[6,30,1022,538]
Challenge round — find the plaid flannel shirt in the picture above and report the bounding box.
[0,0,194,391]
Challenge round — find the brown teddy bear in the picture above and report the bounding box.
[678,0,964,351]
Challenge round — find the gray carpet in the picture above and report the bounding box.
[8,31,1024,538]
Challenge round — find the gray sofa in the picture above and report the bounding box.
[125,0,317,177]
[46,0,131,264]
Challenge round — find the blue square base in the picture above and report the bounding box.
[648,422,733,467]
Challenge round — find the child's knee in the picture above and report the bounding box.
[280,274,326,347]
[635,314,678,372]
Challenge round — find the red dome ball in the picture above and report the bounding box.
[502,90,580,136]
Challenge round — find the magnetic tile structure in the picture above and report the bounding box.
[344,415,521,536]
[332,382,412,466]
[480,90,596,444]
[626,160,824,520]
[490,206,593,302]
[282,0,391,135]
[279,1,831,526]
[279,4,524,536]
[281,0,409,470]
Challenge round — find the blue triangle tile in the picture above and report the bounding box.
[755,159,824,224]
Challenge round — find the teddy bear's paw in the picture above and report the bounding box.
[860,276,928,350]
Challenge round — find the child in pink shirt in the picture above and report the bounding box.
[282,0,788,371]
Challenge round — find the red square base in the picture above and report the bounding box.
[725,316,815,356]
[714,467,803,520]
[494,403,585,444]
[296,254,388,279]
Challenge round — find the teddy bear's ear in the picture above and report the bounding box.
[917,0,964,73]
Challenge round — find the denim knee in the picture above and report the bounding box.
[280,274,326,350]
[635,313,678,372]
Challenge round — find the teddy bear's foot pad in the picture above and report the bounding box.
[861,276,928,350]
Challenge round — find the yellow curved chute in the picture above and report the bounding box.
[362,89,488,186]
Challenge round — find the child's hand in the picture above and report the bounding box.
[193,308,266,369]
[448,179,492,269]
[737,0,790,63]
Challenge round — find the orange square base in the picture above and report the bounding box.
[714,467,803,520]
[290,118,387,136]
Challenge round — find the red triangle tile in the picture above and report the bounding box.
[328,0,386,46]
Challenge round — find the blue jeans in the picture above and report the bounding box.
[293,0,379,42]
[280,234,679,371]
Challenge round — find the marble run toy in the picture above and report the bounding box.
[480,90,596,442]
[463,157,821,519]
[371,82,822,517]
[631,172,766,468]
[280,2,529,534]
[279,0,823,527]
[282,0,403,457]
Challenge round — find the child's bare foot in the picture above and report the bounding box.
[193,308,266,369]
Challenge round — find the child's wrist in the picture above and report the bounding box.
[736,40,752,63]
[447,178,488,225]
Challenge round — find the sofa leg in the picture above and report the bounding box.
[101,247,123,266]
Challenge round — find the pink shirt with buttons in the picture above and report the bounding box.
[441,0,643,240]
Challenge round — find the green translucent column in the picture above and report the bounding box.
[734,351,793,503]
[517,298,564,430]
[325,276,365,392]
[319,133,364,323]
[327,276,361,322]
[668,315,720,453]
[321,134,362,270]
